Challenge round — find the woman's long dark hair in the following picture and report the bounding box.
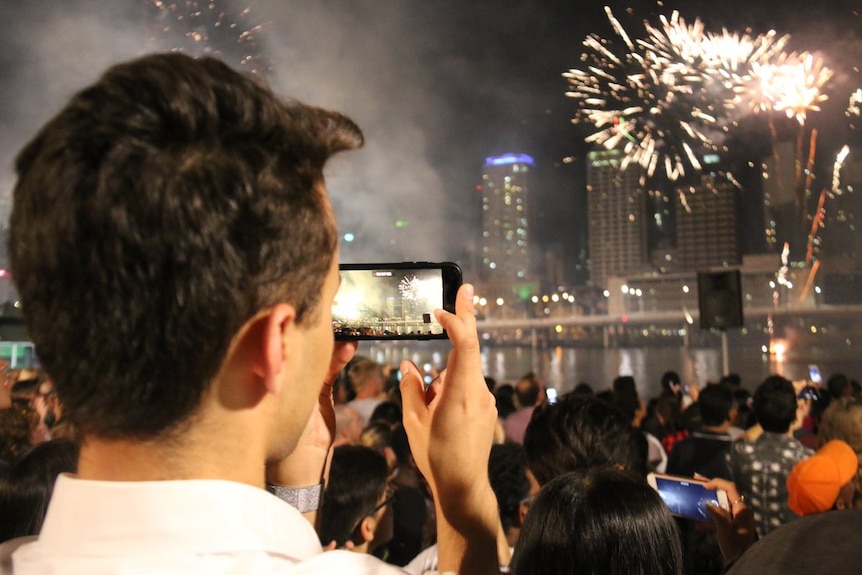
[512,467,683,575]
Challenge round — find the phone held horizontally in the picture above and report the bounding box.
[332,262,462,341]
[647,472,728,522]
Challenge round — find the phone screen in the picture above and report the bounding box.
[333,263,461,340]
[808,364,822,384]
[652,476,722,522]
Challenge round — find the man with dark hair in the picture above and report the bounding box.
[4,53,500,574]
[487,443,534,551]
[667,383,736,480]
[318,446,394,553]
[727,375,813,537]
[503,373,544,444]
[523,394,647,486]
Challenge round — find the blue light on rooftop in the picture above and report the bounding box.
[485,153,535,167]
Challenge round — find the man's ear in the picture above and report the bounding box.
[358,515,377,544]
[252,303,298,395]
[518,501,530,527]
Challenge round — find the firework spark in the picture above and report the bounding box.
[832,145,851,194]
[146,0,268,75]
[564,8,784,181]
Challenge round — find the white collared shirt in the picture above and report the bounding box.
[9,474,415,575]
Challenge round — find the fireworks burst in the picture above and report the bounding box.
[399,275,420,303]
[146,0,268,75]
[564,8,784,181]
[750,52,833,126]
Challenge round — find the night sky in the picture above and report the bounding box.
[0,0,859,278]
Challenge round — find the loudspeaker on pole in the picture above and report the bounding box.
[697,270,744,330]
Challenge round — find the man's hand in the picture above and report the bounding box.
[400,283,499,574]
[266,340,357,489]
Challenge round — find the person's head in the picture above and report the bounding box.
[787,440,859,515]
[8,53,362,445]
[612,375,646,426]
[318,445,393,552]
[698,382,734,428]
[819,398,862,452]
[488,443,532,543]
[732,388,755,429]
[358,421,398,472]
[753,375,798,433]
[612,375,638,397]
[653,393,682,428]
[524,395,647,485]
[818,398,862,509]
[660,371,681,395]
[349,359,385,400]
[511,468,683,575]
[494,384,517,419]
[0,438,79,542]
[369,401,402,428]
[826,373,853,401]
[719,373,742,392]
[515,374,542,408]
[571,382,594,397]
[333,405,364,447]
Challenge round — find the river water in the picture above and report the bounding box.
[360,337,861,400]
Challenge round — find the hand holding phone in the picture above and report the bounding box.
[647,472,729,522]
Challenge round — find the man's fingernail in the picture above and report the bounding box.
[463,283,474,300]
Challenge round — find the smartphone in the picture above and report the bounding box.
[545,388,558,404]
[808,364,822,385]
[333,262,462,340]
[647,472,728,522]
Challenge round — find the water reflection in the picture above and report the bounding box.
[362,339,860,399]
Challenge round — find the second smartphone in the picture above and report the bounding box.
[647,472,729,522]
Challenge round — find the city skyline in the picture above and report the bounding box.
[0,1,859,278]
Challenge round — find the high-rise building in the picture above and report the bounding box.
[674,174,742,271]
[586,149,648,287]
[480,154,533,286]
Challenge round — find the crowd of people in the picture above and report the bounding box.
[0,51,861,575]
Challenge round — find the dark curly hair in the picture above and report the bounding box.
[9,53,363,440]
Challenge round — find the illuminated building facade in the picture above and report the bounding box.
[586,149,648,287]
[480,153,533,284]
